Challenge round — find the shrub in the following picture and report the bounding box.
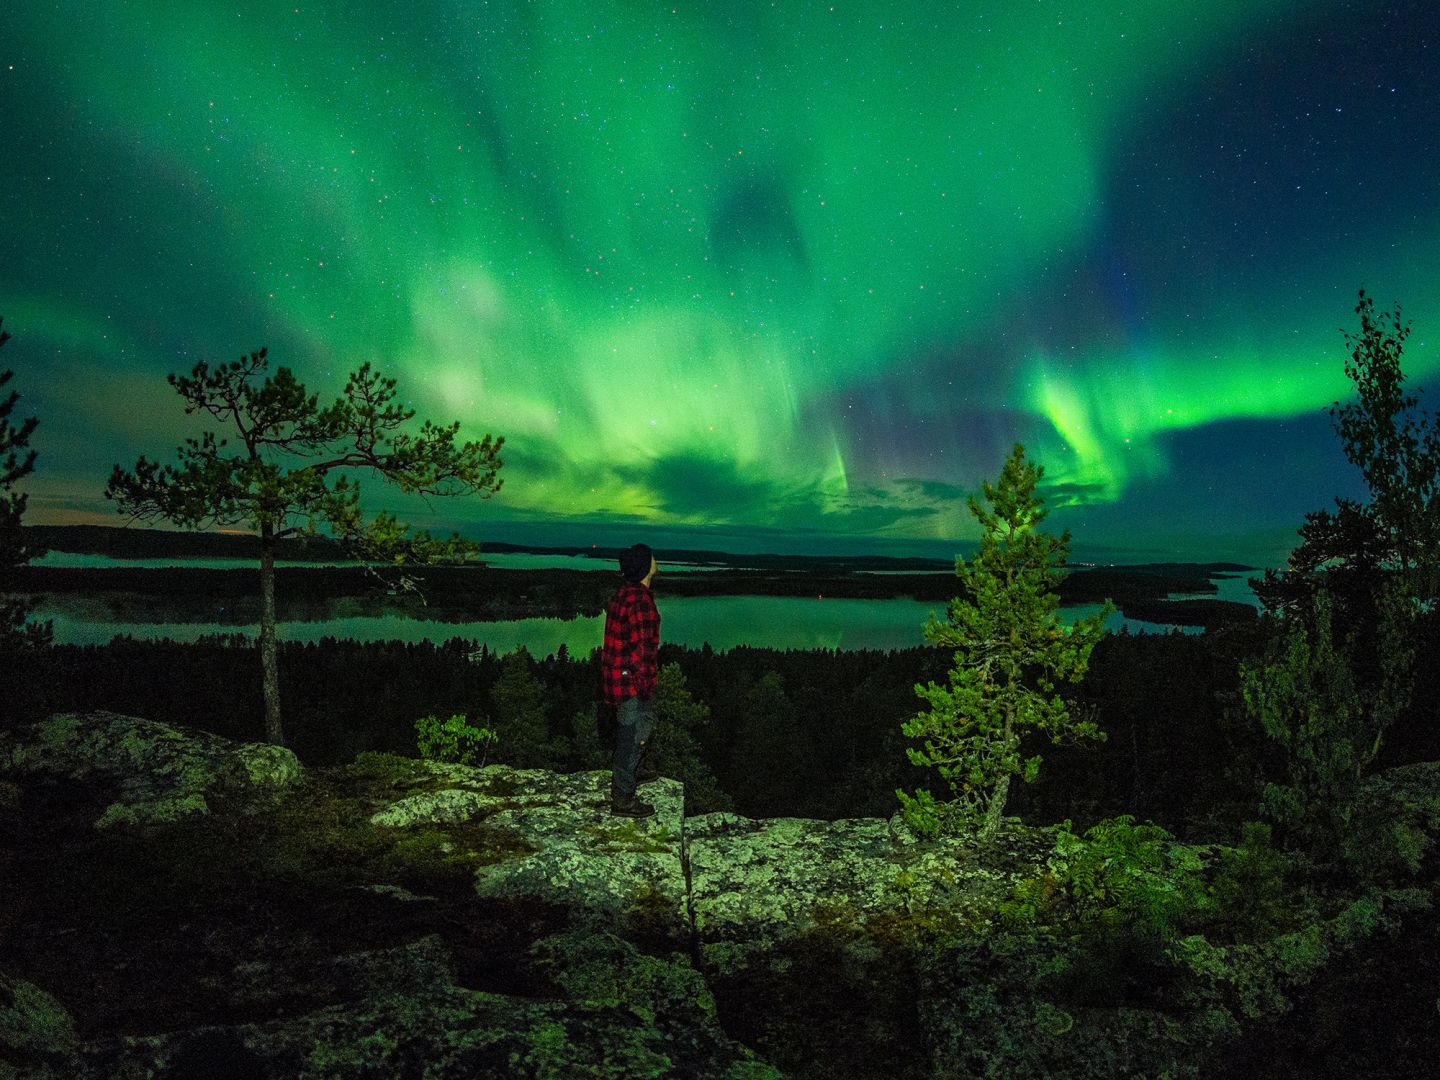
[1002,815,1209,944]
[414,713,498,767]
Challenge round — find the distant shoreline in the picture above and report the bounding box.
[25,523,956,571]
[17,526,1261,631]
[24,524,1256,575]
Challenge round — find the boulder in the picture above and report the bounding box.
[43,935,779,1079]
[0,711,303,829]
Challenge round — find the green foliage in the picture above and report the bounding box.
[647,663,733,815]
[1332,290,1440,600]
[1340,798,1435,883]
[567,707,610,770]
[414,713,498,767]
[728,671,811,813]
[1241,591,1411,867]
[1258,289,1440,616]
[106,354,504,544]
[1041,816,1210,943]
[1245,291,1434,879]
[104,347,504,743]
[892,786,957,840]
[490,647,557,769]
[898,443,1111,841]
[0,318,51,652]
[1204,822,1294,942]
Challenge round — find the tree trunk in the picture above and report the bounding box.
[982,773,1010,841]
[259,520,284,744]
[982,705,1016,841]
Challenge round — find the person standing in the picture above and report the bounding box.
[602,543,661,817]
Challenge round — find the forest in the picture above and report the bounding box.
[7,620,1437,835]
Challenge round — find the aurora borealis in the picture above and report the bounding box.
[3,1,1436,562]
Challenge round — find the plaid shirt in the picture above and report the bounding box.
[601,581,660,703]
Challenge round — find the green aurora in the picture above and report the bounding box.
[2,0,1436,561]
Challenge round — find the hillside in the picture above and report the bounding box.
[3,713,1436,1078]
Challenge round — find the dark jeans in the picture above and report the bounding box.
[611,695,655,798]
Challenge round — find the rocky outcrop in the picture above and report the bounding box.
[3,713,1438,1079]
[0,718,776,1078]
[1,933,776,1080]
[0,711,301,828]
[686,812,1053,967]
[362,759,690,942]
[1,971,78,1076]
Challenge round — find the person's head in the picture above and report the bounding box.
[620,543,654,584]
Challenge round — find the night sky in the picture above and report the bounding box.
[3,1,1436,563]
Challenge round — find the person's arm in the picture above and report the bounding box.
[635,591,660,695]
[622,598,642,685]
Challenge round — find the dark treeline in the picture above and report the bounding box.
[14,619,1432,839]
[1112,597,1256,626]
[27,524,357,562]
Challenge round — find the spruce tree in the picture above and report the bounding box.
[897,443,1111,841]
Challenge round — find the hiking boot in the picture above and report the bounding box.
[635,762,661,783]
[610,792,656,819]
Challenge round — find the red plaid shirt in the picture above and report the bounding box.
[601,581,660,703]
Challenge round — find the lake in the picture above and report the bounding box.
[33,593,1237,653]
[29,551,1263,652]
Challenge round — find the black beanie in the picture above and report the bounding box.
[620,543,653,583]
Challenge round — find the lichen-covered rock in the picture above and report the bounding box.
[54,934,779,1079]
[366,764,561,828]
[0,711,303,829]
[1,970,79,1068]
[365,762,690,942]
[687,810,1053,972]
[8,708,1434,1079]
[680,811,1063,1078]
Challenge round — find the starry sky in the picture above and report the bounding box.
[3,1,1436,563]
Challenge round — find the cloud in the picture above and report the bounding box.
[1040,480,1114,507]
[893,477,970,502]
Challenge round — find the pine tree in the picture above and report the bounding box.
[0,318,51,652]
[1256,289,1440,618]
[897,443,1111,841]
[1244,291,1433,868]
[106,349,503,744]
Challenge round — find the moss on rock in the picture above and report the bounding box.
[0,711,303,829]
[0,971,78,1060]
